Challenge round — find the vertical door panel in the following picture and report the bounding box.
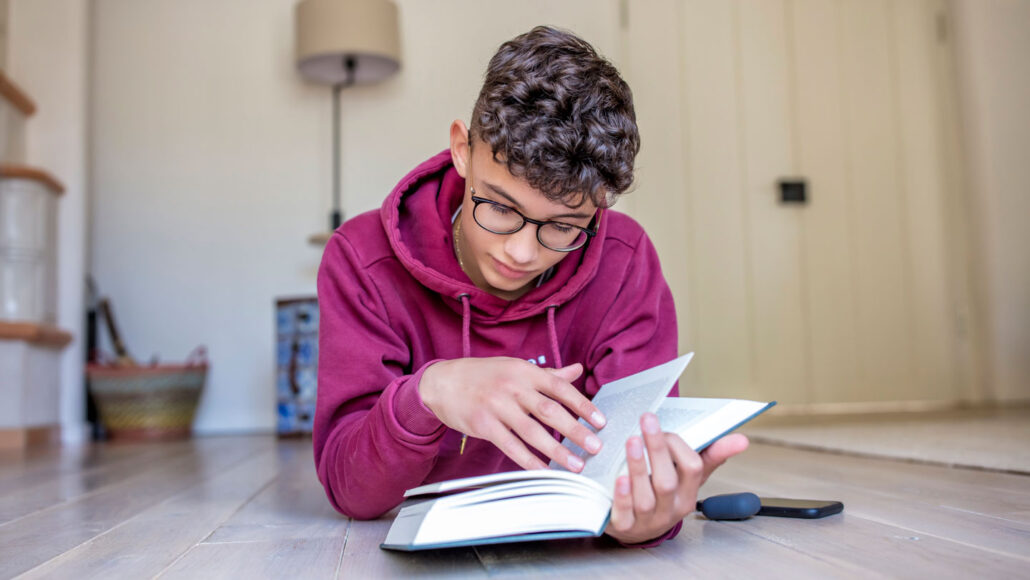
[892,0,959,401]
[840,0,915,401]
[680,0,753,397]
[621,0,695,390]
[791,0,863,402]
[738,0,809,403]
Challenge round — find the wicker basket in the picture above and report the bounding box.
[87,350,208,441]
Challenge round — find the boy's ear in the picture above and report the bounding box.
[450,119,471,178]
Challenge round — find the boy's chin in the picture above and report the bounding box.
[483,273,536,299]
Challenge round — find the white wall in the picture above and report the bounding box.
[90,0,620,434]
[950,0,1030,401]
[8,0,90,442]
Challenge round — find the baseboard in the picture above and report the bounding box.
[0,424,60,450]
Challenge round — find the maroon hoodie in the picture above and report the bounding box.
[315,150,680,542]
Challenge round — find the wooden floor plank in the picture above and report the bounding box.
[0,445,67,479]
[467,516,857,578]
[156,538,347,580]
[17,442,281,579]
[693,445,1030,576]
[471,538,687,578]
[0,436,268,578]
[337,510,488,577]
[647,516,865,578]
[0,441,167,492]
[201,440,348,544]
[714,443,1030,556]
[0,443,191,524]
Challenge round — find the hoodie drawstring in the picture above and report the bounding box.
[458,293,471,454]
[459,293,471,359]
[546,305,563,369]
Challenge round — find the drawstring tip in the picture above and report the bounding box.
[459,434,468,455]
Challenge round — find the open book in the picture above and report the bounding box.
[381,353,775,551]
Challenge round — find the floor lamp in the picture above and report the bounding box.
[295,0,401,245]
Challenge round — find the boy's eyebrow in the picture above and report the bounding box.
[481,180,594,220]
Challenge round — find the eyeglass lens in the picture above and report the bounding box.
[473,201,588,251]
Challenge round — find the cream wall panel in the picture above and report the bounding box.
[839,0,914,402]
[935,0,981,401]
[737,0,808,403]
[791,0,862,403]
[620,0,696,391]
[949,0,1030,402]
[679,0,754,398]
[893,0,960,401]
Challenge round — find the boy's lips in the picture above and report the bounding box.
[491,257,532,280]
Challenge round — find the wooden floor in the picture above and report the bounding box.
[1,435,1028,578]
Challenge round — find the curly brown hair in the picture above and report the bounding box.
[470,26,640,208]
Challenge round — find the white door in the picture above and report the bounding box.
[621,0,973,407]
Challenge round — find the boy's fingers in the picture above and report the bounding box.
[546,362,583,382]
[485,423,547,471]
[700,433,749,481]
[609,475,635,532]
[505,405,587,472]
[665,433,704,503]
[626,436,656,514]
[542,371,606,429]
[519,391,603,458]
[640,414,677,500]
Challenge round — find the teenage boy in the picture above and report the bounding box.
[315,26,748,546]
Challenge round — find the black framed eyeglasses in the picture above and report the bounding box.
[469,189,598,252]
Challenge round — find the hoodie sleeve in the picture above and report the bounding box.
[585,226,682,546]
[313,232,447,520]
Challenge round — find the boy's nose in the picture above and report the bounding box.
[504,226,539,265]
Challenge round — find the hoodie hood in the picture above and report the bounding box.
[380,150,608,323]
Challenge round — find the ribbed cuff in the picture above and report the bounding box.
[613,520,683,548]
[391,360,447,437]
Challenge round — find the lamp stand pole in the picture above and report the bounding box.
[330,57,357,231]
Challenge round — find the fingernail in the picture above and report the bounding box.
[568,455,584,471]
[585,434,603,453]
[617,478,630,495]
[643,414,660,434]
[628,438,643,459]
[591,412,606,427]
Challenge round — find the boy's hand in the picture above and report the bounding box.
[419,357,606,472]
[606,413,749,545]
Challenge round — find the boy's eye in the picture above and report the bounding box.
[550,223,574,234]
[489,203,514,215]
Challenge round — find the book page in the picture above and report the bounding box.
[612,397,774,480]
[656,397,735,435]
[549,353,694,490]
[659,397,772,451]
[404,468,601,498]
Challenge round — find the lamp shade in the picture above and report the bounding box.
[295,0,401,85]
